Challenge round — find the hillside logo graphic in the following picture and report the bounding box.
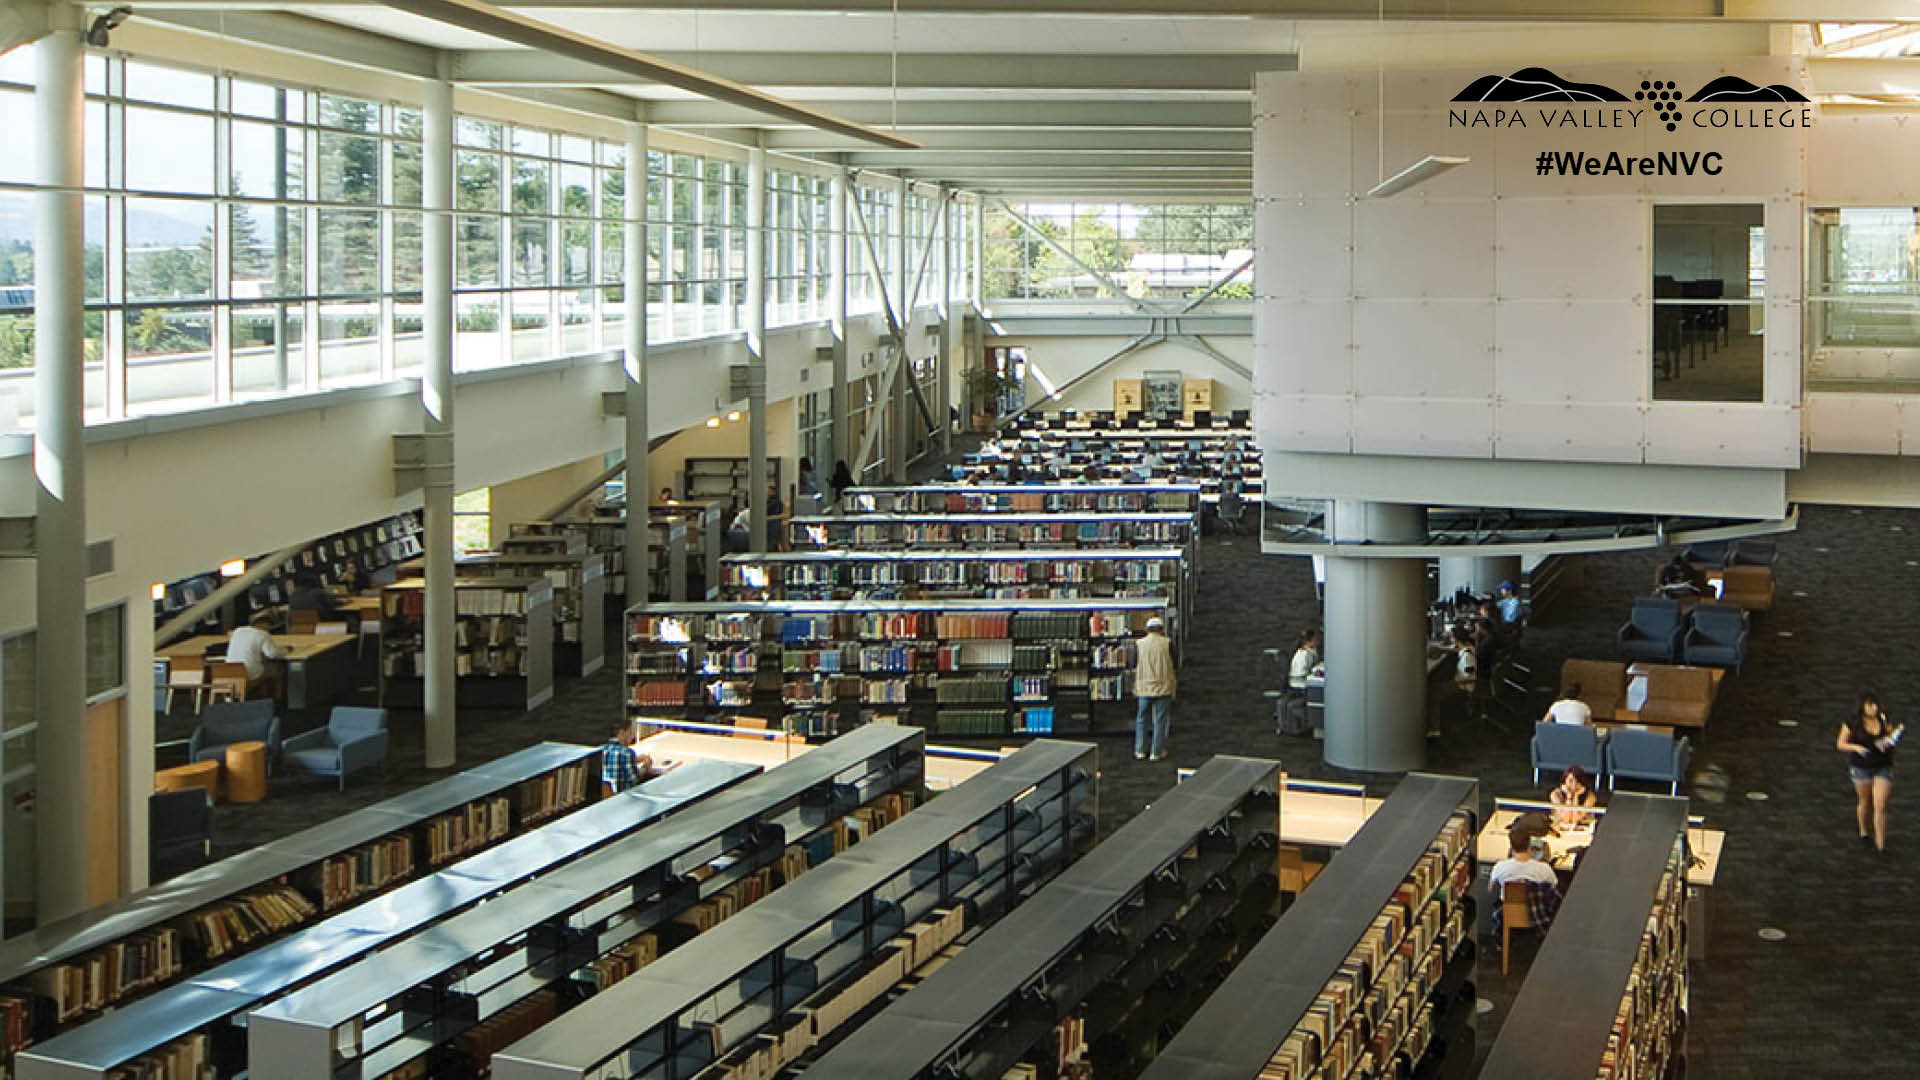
[1448,67,1813,132]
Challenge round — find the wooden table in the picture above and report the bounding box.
[155,760,220,802]
[634,729,995,792]
[225,741,269,803]
[158,633,360,710]
[1475,807,1722,888]
[1277,783,1379,847]
[338,595,383,618]
[1600,662,1726,731]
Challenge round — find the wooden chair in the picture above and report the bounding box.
[289,609,320,633]
[209,661,253,702]
[732,717,770,739]
[1276,845,1323,897]
[1501,881,1539,975]
[165,668,208,714]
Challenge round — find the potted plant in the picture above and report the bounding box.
[964,364,1015,433]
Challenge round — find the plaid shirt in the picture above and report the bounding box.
[602,741,642,792]
[1492,879,1563,934]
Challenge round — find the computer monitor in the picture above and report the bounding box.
[1191,410,1212,428]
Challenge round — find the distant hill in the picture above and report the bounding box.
[1453,67,1629,103]
[0,196,206,247]
[1687,75,1809,103]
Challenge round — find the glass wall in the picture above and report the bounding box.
[982,201,1252,301]
[1651,203,1765,403]
[1808,207,1920,391]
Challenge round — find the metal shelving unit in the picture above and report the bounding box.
[247,725,928,1080]
[787,512,1198,562]
[1141,774,1481,1080]
[801,754,1281,1080]
[1477,794,1690,1080]
[490,739,1099,1080]
[15,756,749,1080]
[844,483,1203,516]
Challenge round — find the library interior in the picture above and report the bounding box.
[3,1,1920,1077]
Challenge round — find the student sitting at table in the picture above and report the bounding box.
[1490,833,1561,897]
[1656,553,1709,599]
[225,615,288,699]
[287,573,342,624]
[1550,765,1600,827]
[1543,683,1592,726]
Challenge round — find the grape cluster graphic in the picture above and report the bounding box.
[1636,79,1683,131]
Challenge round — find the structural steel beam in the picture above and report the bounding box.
[259,0,1732,15]
[846,187,903,339]
[0,0,49,56]
[845,152,1251,170]
[647,99,1251,130]
[388,0,919,148]
[757,128,1252,153]
[452,50,1288,91]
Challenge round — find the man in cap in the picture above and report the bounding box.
[1132,615,1177,761]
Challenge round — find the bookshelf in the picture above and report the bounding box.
[155,510,425,634]
[684,457,783,514]
[380,577,554,711]
[1477,794,1690,1080]
[786,512,1198,565]
[488,739,1098,1080]
[801,754,1281,1080]
[1140,774,1482,1080]
[248,725,928,1080]
[410,552,607,677]
[647,502,726,601]
[718,548,1190,646]
[845,483,1203,516]
[625,598,1171,742]
[962,418,1263,504]
[15,756,730,1080]
[0,743,596,1076]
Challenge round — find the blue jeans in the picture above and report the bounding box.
[1135,696,1172,757]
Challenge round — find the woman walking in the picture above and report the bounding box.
[1837,690,1903,853]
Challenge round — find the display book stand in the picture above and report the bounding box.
[801,754,1282,1080]
[1140,774,1482,1080]
[397,547,606,677]
[625,597,1171,741]
[845,483,1202,517]
[1477,794,1689,1080]
[247,724,928,1080]
[684,457,783,514]
[488,739,1098,1080]
[0,743,598,1079]
[786,511,1198,570]
[379,577,554,711]
[717,547,1190,648]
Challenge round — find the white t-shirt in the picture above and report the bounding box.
[1454,645,1477,687]
[1548,698,1593,726]
[1288,646,1319,689]
[225,626,285,680]
[1489,856,1559,895]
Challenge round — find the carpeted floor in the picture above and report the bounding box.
[187,499,1920,1078]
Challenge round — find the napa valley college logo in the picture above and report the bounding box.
[1448,67,1812,132]
[1446,67,1814,178]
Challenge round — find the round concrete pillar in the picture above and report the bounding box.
[1323,501,1430,773]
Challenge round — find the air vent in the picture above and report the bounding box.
[85,537,114,579]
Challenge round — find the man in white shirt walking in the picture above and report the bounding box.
[225,615,288,698]
[1132,617,1177,762]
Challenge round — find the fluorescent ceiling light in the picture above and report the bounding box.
[1365,155,1470,199]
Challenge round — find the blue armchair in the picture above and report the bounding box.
[1617,597,1685,663]
[1529,722,1604,785]
[1683,603,1749,671]
[283,707,390,789]
[190,700,282,773]
[1605,728,1692,795]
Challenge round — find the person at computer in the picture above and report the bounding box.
[287,573,344,628]
[225,614,288,699]
[1550,765,1600,828]
[1656,553,1709,599]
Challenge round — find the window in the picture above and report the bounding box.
[1651,203,1765,403]
[453,487,491,553]
[982,201,1252,301]
[1808,207,1920,391]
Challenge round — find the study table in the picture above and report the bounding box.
[634,726,997,791]
[1600,660,1726,730]
[157,632,360,710]
[1476,800,1724,958]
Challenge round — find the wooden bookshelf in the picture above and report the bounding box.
[845,482,1203,516]
[155,510,424,635]
[247,725,927,1080]
[684,456,782,514]
[803,755,1282,1080]
[380,577,554,711]
[1478,794,1690,1080]
[1140,774,1481,1080]
[625,597,1171,742]
[0,743,598,1076]
[719,547,1191,647]
[486,739,1098,1080]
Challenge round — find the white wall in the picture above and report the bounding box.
[1000,333,1253,417]
[1253,58,1811,505]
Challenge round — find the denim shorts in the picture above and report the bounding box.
[1850,765,1894,783]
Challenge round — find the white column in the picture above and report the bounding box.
[828,171,849,472]
[33,6,89,921]
[421,73,457,768]
[745,143,768,552]
[623,118,650,599]
[970,197,985,313]
[1322,501,1430,773]
[937,188,953,455]
[892,174,910,479]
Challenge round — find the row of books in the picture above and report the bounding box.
[782,647,852,673]
[935,678,1009,704]
[518,761,591,826]
[458,989,559,1077]
[633,681,690,707]
[867,491,1194,513]
[309,833,415,911]
[1598,862,1687,1080]
[796,522,1189,549]
[182,885,318,962]
[381,643,528,679]
[937,709,1013,736]
[100,1030,209,1080]
[426,796,512,866]
[28,928,182,1026]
